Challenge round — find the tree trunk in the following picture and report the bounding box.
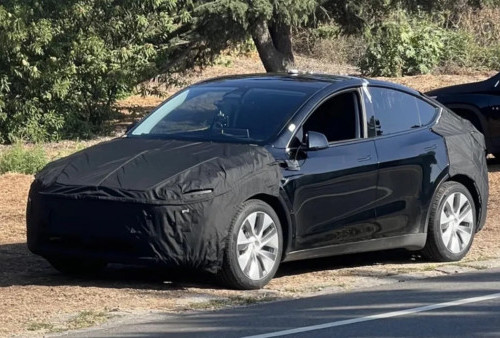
[251,19,294,73]
[269,22,294,66]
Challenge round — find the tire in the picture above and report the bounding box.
[422,182,476,262]
[47,256,107,275]
[220,199,283,290]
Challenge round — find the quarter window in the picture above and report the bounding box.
[416,98,439,125]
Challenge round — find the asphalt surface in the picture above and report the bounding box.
[67,268,500,337]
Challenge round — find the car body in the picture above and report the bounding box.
[427,72,500,156]
[27,74,489,289]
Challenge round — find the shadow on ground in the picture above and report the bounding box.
[0,241,426,290]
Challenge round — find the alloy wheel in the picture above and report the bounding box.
[439,192,474,254]
[236,211,279,280]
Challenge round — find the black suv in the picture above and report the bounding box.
[27,74,489,289]
[427,72,500,156]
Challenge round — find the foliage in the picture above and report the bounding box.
[322,0,500,34]
[294,23,365,66]
[0,0,177,143]
[360,11,446,76]
[0,143,48,174]
[358,5,500,76]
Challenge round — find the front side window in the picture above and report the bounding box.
[364,87,438,137]
[301,91,360,144]
[131,85,316,144]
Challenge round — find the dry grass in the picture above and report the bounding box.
[455,7,500,47]
[1,60,500,336]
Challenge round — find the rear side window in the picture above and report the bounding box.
[365,88,419,136]
[364,87,437,137]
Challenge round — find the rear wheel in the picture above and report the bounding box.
[47,257,107,275]
[220,200,283,290]
[423,182,476,262]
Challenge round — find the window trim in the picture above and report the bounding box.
[362,85,442,139]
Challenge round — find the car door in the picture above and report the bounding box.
[362,86,448,238]
[282,89,379,251]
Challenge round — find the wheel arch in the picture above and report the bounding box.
[423,171,482,234]
[447,174,482,232]
[245,193,293,260]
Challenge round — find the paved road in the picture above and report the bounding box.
[68,268,500,337]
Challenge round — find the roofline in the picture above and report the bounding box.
[192,72,356,85]
[191,73,420,95]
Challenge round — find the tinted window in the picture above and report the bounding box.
[131,85,315,144]
[416,98,438,125]
[364,87,421,136]
[303,92,359,143]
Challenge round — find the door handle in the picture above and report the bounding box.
[357,155,372,162]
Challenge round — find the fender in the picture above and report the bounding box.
[422,169,450,234]
[277,188,296,260]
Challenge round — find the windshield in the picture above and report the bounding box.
[130,84,316,144]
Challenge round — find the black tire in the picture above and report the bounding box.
[422,182,477,262]
[47,256,107,275]
[219,199,283,290]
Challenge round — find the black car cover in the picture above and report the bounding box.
[432,109,489,231]
[27,138,282,273]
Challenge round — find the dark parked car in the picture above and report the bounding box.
[427,72,500,156]
[27,74,489,289]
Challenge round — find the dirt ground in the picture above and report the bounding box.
[1,60,500,336]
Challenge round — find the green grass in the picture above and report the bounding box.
[26,310,110,334]
[0,143,48,174]
[27,322,56,332]
[66,310,111,330]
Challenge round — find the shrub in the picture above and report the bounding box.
[0,1,176,143]
[359,11,450,76]
[0,143,48,175]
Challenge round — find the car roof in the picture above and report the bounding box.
[193,73,421,96]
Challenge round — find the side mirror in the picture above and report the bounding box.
[306,131,329,151]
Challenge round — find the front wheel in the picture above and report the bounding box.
[220,200,283,290]
[423,182,476,262]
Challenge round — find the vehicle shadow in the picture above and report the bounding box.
[0,242,218,290]
[0,242,426,290]
[277,249,422,278]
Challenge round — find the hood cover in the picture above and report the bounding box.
[35,137,280,204]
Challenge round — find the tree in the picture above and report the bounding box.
[160,1,318,73]
[0,0,178,142]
